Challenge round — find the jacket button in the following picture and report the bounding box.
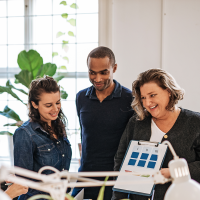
[48,149,50,151]
[164,135,168,139]
[62,168,64,171]
[62,154,65,157]
[57,142,59,144]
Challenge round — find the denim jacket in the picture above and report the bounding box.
[13,120,72,200]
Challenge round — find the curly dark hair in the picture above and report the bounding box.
[28,76,67,140]
[87,46,116,67]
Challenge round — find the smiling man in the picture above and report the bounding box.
[71,46,134,200]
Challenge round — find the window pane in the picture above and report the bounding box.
[8,79,28,101]
[53,0,76,15]
[75,115,80,130]
[32,16,52,44]
[77,43,98,72]
[0,136,10,157]
[1,0,99,164]
[53,44,76,72]
[76,0,98,14]
[8,0,24,17]
[76,13,98,43]
[8,101,28,122]
[68,129,81,159]
[0,46,7,68]
[0,18,7,44]
[32,44,52,64]
[33,0,52,16]
[8,45,24,68]
[62,101,76,130]
[77,78,91,94]
[0,1,6,17]
[5,126,17,134]
[0,78,9,100]
[0,101,9,129]
[59,78,76,101]
[8,17,24,44]
[53,15,76,44]
[69,159,80,172]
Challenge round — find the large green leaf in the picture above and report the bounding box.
[0,85,26,104]
[0,106,21,121]
[17,50,43,79]
[61,90,68,99]
[14,79,20,84]
[4,123,19,127]
[97,176,109,200]
[67,18,76,26]
[70,3,79,9]
[15,70,33,88]
[0,131,13,136]
[37,63,57,77]
[4,121,23,127]
[6,80,28,95]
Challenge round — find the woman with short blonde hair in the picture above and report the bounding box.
[132,68,185,120]
[112,68,200,200]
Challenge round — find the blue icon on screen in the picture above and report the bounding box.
[137,160,146,167]
[147,161,156,169]
[150,154,158,161]
[128,159,136,166]
[131,152,139,159]
[140,153,149,160]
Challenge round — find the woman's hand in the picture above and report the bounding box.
[160,168,171,178]
[5,183,28,199]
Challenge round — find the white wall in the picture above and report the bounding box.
[162,0,200,111]
[101,0,200,112]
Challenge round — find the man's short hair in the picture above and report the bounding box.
[87,46,116,67]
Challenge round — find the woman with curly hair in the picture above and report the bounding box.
[13,76,72,200]
[112,68,200,200]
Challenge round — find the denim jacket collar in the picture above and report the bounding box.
[31,121,49,135]
[85,79,122,100]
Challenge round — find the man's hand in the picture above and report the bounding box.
[160,168,171,178]
[5,183,28,199]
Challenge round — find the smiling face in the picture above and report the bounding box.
[88,57,117,91]
[31,91,61,126]
[140,81,171,119]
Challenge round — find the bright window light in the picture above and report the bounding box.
[0,0,98,172]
